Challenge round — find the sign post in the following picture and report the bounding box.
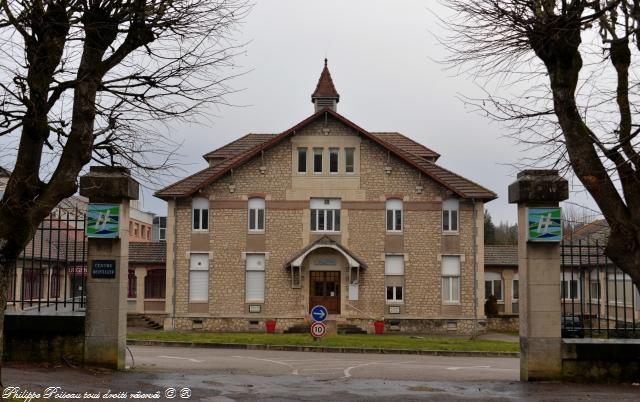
[310,305,328,342]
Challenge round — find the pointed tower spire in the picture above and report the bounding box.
[311,58,340,112]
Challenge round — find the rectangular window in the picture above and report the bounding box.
[484,273,503,301]
[386,199,403,232]
[313,148,323,173]
[297,148,307,173]
[329,148,339,173]
[246,254,265,302]
[561,278,579,299]
[590,281,600,301]
[345,148,355,173]
[310,198,341,232]
[442,199,459,232]
[442,255,461,303]
[385,255,404,303]
[512,279,519,300]
[158,217,167,241]
[192,198,209,231]
[189,253,209,302]
[248,198,266,231]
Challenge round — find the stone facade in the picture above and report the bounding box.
[161,111,490,335]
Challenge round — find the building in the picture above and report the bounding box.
[129,200,154,242]
[484,245,519,315]
[152,216,167,242]
[128,242,167,316]
[156,60,497,334]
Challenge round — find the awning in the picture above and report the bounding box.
[283,236,368,269]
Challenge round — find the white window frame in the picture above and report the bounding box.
[512,274,519,301]
[485,271,503,302]
[385,255,404,304]
[248,198,265,232]
[442,255,461,303]
[386,199,403,232]
[189,253,209,302]
[313,148,323,174]
[310,198,341,232]
[561,271,580,300]
[442,199,459,233]
[245,253,266,303]
[192,197,209,231]
[345,147,355,174]
[297,147,307,174]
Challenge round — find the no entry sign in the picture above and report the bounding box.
[310,322,327,338]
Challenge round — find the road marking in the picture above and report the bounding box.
[300,368,348,371]
[342,361,405,378]
[232,355,299,375]
[157,355,204,363]
[446,365,492,371]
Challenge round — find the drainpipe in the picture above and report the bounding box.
[472,198,478,337]
[172,197,178,330]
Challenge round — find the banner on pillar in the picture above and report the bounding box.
[86,203,120,238]
[527,207,562,242]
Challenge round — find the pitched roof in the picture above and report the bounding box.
[485,245,518,266]
[311,59,340,100]
[156,108,496,200]
[565,219,609,243]
[203,133,278,162]
[129,242,166,264]
[371,132,440,161]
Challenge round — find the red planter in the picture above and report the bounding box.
[265,319,277,334]
[373,320,385,334]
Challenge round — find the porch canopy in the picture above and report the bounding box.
[283,236,368,270]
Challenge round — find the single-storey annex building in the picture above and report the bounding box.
[156,61,496,334]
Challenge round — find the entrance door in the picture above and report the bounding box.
[310,271,340,314]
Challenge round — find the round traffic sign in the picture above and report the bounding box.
[310,305,328,322]
[310,322,327,337]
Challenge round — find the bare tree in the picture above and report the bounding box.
[442,1,640,287]
[0,0,249,380]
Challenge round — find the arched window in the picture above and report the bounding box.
[386,199,403,232]
[248,198,265,231]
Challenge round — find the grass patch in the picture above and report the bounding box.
[128,331,519,353]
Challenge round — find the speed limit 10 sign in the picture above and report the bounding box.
[310,321,327,338]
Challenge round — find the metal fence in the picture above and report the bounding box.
[6,206,87,313]
[561,240,640,338]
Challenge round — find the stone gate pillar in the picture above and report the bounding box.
[80,166,139,369]
[508,170,568,381]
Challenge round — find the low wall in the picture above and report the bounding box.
[4,314,85,364]
[562,339,640,382]
[487,315,519,332]
[173,316,488,335]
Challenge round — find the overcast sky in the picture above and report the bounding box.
[120,1,598,224]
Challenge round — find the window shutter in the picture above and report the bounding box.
[189,271,208,302]
[385,255,404,275]
[246,271,265,301]
[189,253,209,302]
[442,256,460,276]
